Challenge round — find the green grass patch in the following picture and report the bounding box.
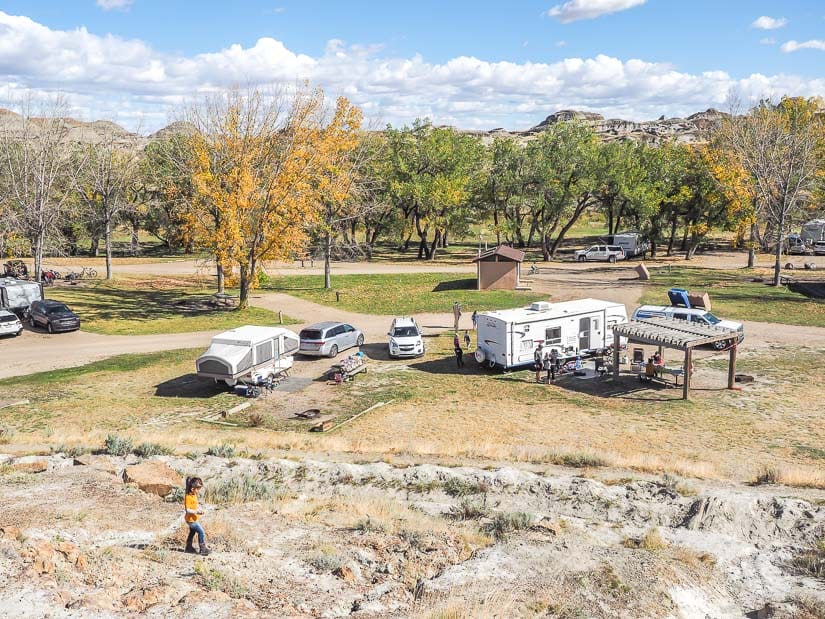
[262,272,544,315]
[46,280,297,336]
[640,266,825,327]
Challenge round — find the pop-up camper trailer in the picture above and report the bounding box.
[474,299,628,370]
[0,278,43,315]
[196,325,300,386]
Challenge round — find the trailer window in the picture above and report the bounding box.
[520,340,534,351]
[255,340,273,363]
[545,326,561,345]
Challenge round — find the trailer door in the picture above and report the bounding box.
[578,316,592,351]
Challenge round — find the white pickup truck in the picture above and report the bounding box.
[574,245,626,263]
[632,305,744,349]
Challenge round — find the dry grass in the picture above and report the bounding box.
[623,528,668,551]
[752,465,825,490]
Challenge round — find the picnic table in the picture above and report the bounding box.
[326,354,367,384]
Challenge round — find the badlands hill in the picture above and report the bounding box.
[0,107,728,146]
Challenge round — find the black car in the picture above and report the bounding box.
[27,300,81,333]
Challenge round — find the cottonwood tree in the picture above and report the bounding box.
[718,97,824,285]
[0,95,81,281]
[74,130,142,279]
[312,97,366,289]
[184,86,363,307]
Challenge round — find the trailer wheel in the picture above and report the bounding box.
[486,359,495,369]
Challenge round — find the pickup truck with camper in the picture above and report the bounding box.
[632,305,744,350]
[574,245,625,263]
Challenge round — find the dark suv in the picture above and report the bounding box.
[28,300,81,333]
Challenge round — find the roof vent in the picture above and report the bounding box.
[529,301,551,312]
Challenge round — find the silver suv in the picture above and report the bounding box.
[299,322,364,358]
[574,245,625,263]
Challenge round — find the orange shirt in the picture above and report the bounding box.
[184,493,199,523]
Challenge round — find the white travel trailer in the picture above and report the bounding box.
[801,220,825,245]
[474,299,628,370]
[611,231,650,258]
[196,325,300,387]
[0,278,43,315]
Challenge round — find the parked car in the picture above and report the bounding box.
[813,241,825,256]
[387,317,425,358]
[632,305,744,349]
[787,234,809,255]
[574,245,625,263]
[0,309,22,337]
[27,300,81,333]
[299,321,364,358]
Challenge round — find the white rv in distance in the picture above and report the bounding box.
[196,325,300,387]
[801,219,825,245]
[474,299,628,370]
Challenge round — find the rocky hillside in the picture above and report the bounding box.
[1,451,823,617]
[463,108,728,145]
[0,107,727,147]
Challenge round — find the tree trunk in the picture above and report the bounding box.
[324,231,332,289]
[493,209,501,245]
[216,262,225,294]
[130,220,140,256]
[429,230,441,261]
[33,234,44,283]
[90,235,100,257]
[666,215,678,257]
[549,199,590,258]
[772,212,785,286]
[747,247,755,268]
[239,266,250,309]
[104,215,113,280]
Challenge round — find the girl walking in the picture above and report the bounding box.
[184,477,211,556]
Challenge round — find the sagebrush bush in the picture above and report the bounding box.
[448,499,488,521]
[206,443,236,458]
[133,442,173,458]
[444,477,488,497]
[103,434,133,456]
[485,512,532,539]
[0,424,16,444]
[202,475,279,504]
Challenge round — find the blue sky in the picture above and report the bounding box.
[1,0,824,131]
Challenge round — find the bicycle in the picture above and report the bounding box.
[65,266,98,281]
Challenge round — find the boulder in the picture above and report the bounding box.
[12,459,48,473]
[74,454,119,475]
[122,461,182,497]
[32,540,55,575]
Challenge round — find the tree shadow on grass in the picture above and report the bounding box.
[55,285,239,325]
[154,374,228,398]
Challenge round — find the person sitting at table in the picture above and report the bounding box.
[653,351,663,366]
[643,358,656,381]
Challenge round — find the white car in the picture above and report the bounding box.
[387,317,425,358]
[0,309,23,337]
[575,245,626,263]
[632,305,744,349]
[813,241,825,256]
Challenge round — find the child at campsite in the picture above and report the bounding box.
[184,477,211,556]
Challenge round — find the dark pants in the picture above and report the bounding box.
[455,349,464,367]
[187,521,205,547]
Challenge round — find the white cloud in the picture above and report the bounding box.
[0,11,823,132]
[751,16,788,30]
[555,40,568,47]
[96,0,133,10]
[548,0,645,23]
[781,39,825,52]
[759,37,775,45]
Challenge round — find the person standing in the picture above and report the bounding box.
[471,310,478,330]
[543,351,553,383]
[550,348,560,377]
[534,343,544,383]
[453,332,464,368]
[463,330,471,348]
[453,302,462,331]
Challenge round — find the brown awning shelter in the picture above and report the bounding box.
[611,317,739,400]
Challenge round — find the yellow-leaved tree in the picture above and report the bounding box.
[182,86,363,307]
